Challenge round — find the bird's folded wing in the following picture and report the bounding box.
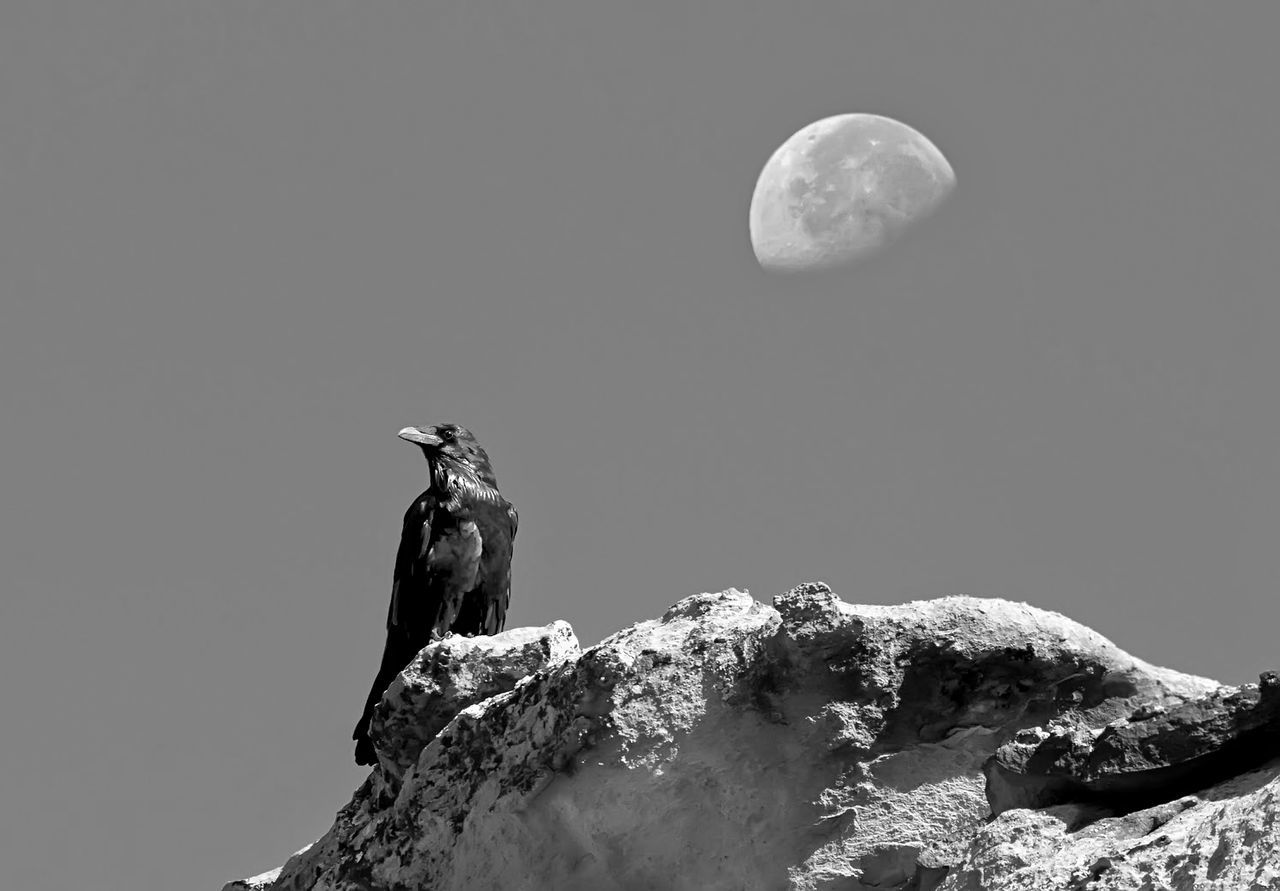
[388,496,434,630]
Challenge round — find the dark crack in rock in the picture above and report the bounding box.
[986,672,1280,818]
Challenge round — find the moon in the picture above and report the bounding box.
[749,114,955,272]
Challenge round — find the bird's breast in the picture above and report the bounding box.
[425,519,483,591]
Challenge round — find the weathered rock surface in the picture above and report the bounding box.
[946,672,1280,890]
[370,621,580,778]
[225,585,1280,891]
[944,766,1280,890]
[222,865,284,891]
[986,672,1280,816]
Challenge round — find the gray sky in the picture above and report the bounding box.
[2,2,1278,889]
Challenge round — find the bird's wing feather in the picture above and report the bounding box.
[494,501,517,629]
[388,494,436,632]
[480,499,517,634]
[355,494,439,764]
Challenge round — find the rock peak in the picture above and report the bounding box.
[226,587,1280,891]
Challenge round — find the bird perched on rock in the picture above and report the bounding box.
[353,423,518,766]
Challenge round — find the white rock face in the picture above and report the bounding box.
[942,768,1280,890]
[225,585,1280,891]
[371,620,581,777]
[221,866,283,891]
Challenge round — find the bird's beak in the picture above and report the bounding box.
[398,426,442,448]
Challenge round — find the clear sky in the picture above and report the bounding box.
[2,2,1278,889]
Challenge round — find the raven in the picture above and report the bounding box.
[353,423,518,766]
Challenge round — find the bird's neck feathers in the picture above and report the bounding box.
[428,454,503,504]
[425,453,456,490]
[457,448,498,488]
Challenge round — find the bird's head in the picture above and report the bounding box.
[398,423,498,486]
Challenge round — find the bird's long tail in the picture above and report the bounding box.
[352,635,416,766]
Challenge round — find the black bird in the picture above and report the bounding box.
[353,423,518,766]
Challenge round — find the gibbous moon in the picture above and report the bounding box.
[749,114,955,272]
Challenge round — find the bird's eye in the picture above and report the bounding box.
[441,429,456,442]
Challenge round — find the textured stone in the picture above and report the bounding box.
[940,766,1280,890]
[987,672,1280,816]
[221,867,283,891]
[370,621,580,777]
[226,585,1240,891]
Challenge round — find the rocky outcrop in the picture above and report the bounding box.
[986,673,1280,816]
[225,585,1280,891]
[223,865,285,891]
[944,767,1280,890]
[953,673,1280,890]
[368,621,581,778]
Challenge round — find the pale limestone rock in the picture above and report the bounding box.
[226,585,1267,891]
[941,767,1280,890]
[221,867,282,891]
[371,620,580,777]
